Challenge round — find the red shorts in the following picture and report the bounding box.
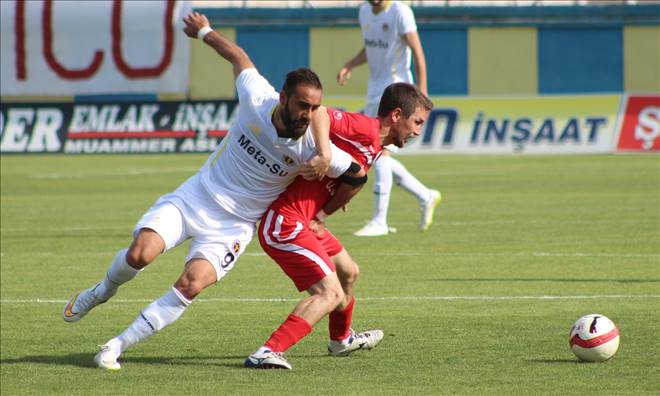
[258,208,344,291]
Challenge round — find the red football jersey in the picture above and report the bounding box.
[269,108,382,220]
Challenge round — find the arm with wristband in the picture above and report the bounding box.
[310,162,368,234]
[182,12,254,78]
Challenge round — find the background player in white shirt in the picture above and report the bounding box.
[62,12,352,371]
[337,0,442,236]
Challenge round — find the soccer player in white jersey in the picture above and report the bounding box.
[61,12,353,371]
[337,0,442,236]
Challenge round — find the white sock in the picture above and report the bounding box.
[372,155,393,226]
[94,248,140,301]
[390,157,431,205]
[116,287,191,353]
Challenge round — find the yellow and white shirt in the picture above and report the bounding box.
[197,68,350,223]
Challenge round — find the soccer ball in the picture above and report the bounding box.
[569,314,620,362]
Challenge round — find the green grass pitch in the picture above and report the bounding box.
[1,153,658,395]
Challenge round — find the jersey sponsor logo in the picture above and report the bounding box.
[364,38,389,49]
[237,134,290,176]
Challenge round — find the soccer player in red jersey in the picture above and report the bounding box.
[245,83,433,369]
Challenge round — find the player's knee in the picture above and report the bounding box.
[126,245,154,269]
[344,262,360,286]
[174,260,217,300]
[322,283,345,310]
[126,230,163,269]
[173,276,205,300]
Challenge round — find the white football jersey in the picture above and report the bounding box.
[197,68,350,223]
[359,1,417,104]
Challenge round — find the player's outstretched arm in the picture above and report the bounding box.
[337,48,367,86]
[301,106,331,181]
[183,12,255,78]
[313,162,367,229]
[403,31,427,96]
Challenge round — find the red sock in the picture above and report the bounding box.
[329,297,354,341]
[264,314,313,353]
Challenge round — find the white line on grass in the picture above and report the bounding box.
[2,219,653,233]
[250,252,660,258]
[2,295,659,305]
[1,251,656,259]
[32,168,198,179]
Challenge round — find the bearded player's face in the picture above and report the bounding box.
[280,84,322,139]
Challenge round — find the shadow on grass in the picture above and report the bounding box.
[526,359,588,364]
[1,353,97,369]
[0,354,246,369]
[430,278,660,283]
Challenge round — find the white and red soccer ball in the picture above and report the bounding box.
[569,314,620,362]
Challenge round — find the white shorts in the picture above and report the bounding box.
[363,101,399,153]
[134,173,254,281]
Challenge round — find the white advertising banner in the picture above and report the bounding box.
[324,95,624,154]
[0,0,192,96]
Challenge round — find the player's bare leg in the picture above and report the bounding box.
[246,273,345,369]
[95,258,216,370]
[328,249,384,356]
[63,229,163,322]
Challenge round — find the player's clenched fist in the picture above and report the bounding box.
[183,12,210,38]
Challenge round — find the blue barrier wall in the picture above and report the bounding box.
[538,27,624,94]
[237,27,310,91]
[420,28,468,95]
[189,4,659,99]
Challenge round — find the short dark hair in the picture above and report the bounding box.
[282,68,323,97]
[377,83,433,118]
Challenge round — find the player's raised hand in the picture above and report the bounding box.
[183,12,210,38]
[337,66,352,86]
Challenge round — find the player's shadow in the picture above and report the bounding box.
[123,355,246,368]
[1,353,97,369]
[0,353,246,369]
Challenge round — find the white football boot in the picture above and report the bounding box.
[62,283,109,323]
[244,349,292,369]
[353,221,397,237]
[94,343,121,371]
[419,190,442,232]
[328,329,384,357]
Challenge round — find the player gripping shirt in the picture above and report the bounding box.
[139,68,351,281]
[259,108,382,291]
